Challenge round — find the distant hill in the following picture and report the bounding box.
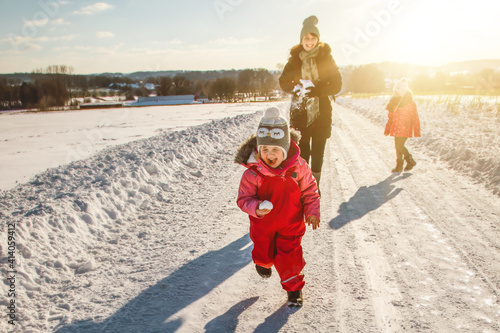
[0,70,241,83]
[440,59,500,73]
[367,59,500,79]
[126,71,185,80]
[0,73,32,82]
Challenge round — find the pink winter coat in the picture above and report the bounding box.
[385,100,421,138]
[234,134,320,221]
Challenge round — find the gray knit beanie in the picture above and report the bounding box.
[256,107,290,160]
[300,15,320,41]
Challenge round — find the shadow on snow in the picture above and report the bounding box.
[204,296,259,332]
[329,173,410,230]
[203,297,299,333]
[252,304,301,333]
[55,234,253,333]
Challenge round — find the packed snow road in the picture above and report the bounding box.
[1,101,499,332]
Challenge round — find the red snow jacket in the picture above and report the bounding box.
[384,96,421,138]
[234,132,320,222]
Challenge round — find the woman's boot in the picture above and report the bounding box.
[391,159,404,173]
[312,171,321,186]
[404,155,417,171]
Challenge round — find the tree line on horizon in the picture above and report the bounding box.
[343,64,500,95]
[0,66,280,110]
[1,64,499,111]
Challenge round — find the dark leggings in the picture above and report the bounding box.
[395,137,409,160]
[298,133,327,173]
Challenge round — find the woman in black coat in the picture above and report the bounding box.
[279,15,342,187]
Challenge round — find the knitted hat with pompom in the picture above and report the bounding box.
[256,107,290,160]
[393,78,410,96]
[300,15,320,41]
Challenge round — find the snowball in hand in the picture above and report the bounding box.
[293,79,315,99]
[259,200,273,210]
[299,79,315,89]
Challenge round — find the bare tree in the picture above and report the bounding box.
[210,77,236,102]
[156,76,173,96]
[172,75,191,95]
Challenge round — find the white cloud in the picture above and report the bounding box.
[21,18,70,34]
[52,46,71,51]
[73,2,114,15]
[209,37,262,45]
[3,34,76,45]
[128,48,153,53]
[96,31,114,38]
[11,43,43,52]
[152,39,182,46]
[75,46,93,51]
[23,18,49,27]
[90,42,124,54]
[50,18,70,26]
[40,35,77,42]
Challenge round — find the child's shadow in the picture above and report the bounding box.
[54,234,253,333]
[253,304,300,333]
[329,174,409,230]
[204,297,259,333]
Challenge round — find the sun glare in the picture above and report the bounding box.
[394,17,444,65]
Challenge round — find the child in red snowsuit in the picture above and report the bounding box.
[234,106,320,307]
[385,78,421,172]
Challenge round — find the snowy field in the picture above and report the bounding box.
[0,103,269,191]
[1,98,499,332]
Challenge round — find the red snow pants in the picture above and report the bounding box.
[249,168,306,292]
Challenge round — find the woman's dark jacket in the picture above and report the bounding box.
[279,43,342,139]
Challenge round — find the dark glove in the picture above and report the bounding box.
[304,86,319,98]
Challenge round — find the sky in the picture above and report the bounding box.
[0,0,499,74]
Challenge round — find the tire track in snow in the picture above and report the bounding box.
[326,105,405,332]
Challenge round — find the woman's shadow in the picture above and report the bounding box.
[329,173,409,230]
[55,234,253,333]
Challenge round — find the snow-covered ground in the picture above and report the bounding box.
[0,103,273,191]
[337,95,500,195]
[0,98,499,332]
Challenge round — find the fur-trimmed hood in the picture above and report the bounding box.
[289,42,332,59]
[234,128,301,165]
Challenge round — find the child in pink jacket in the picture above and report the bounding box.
[385,78,421,172]
[234,106,320,307]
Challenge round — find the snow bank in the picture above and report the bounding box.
[0,112,259,332]
[336,96,500,195]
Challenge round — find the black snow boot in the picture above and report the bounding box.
[404,155,417,171]
[391,159,404,173]
[255,265,272,278]
[287,290,303,307]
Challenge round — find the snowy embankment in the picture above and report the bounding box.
[336,96,500,195]
[0,113,259,332]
